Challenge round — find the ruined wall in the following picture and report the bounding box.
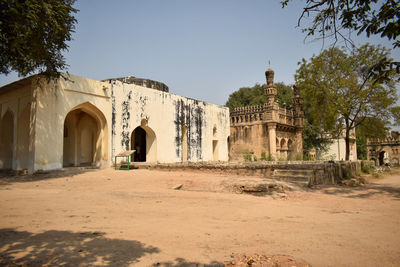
[136,161,362,186]
[229,122,268,161]
[109,80,230,163]
[367,132,400,166]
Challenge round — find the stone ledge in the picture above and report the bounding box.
[131,160,361,186]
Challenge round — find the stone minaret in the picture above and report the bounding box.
[293,85,304,158]
[264,68,277,105]
[292,85,304,127]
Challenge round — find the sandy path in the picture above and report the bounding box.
[0,168,399,266]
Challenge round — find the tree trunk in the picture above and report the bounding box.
[345,128,350,161]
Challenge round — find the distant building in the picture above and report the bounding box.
[0,74,229,173]
[367,131,400,166]
[319,130,357,161]
[228,68,304,161]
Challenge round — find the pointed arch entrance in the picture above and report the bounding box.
[379,151,387,166]
[0,110,14,169]
[131,119,157,162]
[63,102,108,167]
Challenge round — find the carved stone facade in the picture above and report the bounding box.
[229,68,304,161]
[367,131,400,166]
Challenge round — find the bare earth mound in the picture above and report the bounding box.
[0,168,399,266]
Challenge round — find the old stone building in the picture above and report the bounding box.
[367,131,400,166]
[311,130,357,161]
[0,74,229,173]
[229,68,304,161]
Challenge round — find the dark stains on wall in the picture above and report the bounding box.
[193,105,203,159]
[174,99,204,160]
[121,91,132,150]
[135,95,149,122]
[110,82,116,157]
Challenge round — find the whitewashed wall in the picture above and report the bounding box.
[108,80,229,163]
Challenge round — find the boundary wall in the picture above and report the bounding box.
[133,161,361,186]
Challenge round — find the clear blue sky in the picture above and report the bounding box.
[1,0,398,106]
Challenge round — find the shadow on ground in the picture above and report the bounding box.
[153,258,224,267]
[318,182,400,200]
[0,167,101,185]
[0,228,159,266]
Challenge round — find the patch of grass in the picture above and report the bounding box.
[361,160,373,174]
[243,150,253,162]
[261,150,267,161]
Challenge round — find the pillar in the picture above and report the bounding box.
[267,122,277,159]
[296,129,303,159]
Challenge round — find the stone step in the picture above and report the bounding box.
[272,174,311,187]
[273,169,314,177]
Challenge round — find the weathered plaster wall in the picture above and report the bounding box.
[0,82,32,170]
[322,138,357,161]
[33,75,111,171]
[229,122,268,161]
[109,80,229,163]
[1,73,229,172]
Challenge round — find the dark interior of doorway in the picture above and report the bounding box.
[379,151,385,166]
[133,127,146,162]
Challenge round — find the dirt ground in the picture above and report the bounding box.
[0,167,399,267]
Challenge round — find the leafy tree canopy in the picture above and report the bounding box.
[281,0,400,48]
[225,82,293,111]
[282,0,400,82]
[296,43,399,160]
[356,117,389,159]
[0,0,78,79]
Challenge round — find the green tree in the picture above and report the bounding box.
[225,82,293,111]
[282,0,400,80]
[296,44,399,160]
[0,0,78,79]
[281,0,399,48]
[356,117,389,159]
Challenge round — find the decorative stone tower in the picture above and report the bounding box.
[229,67,304,161]
[292,85,304,157]
[293,85,304,127]
[264,68,277,105]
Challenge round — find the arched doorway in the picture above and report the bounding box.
[131,119,157,162]
[131,127,147,162]
[63,103,108,167]
[379,151,387,166]
[0,110,14,169]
